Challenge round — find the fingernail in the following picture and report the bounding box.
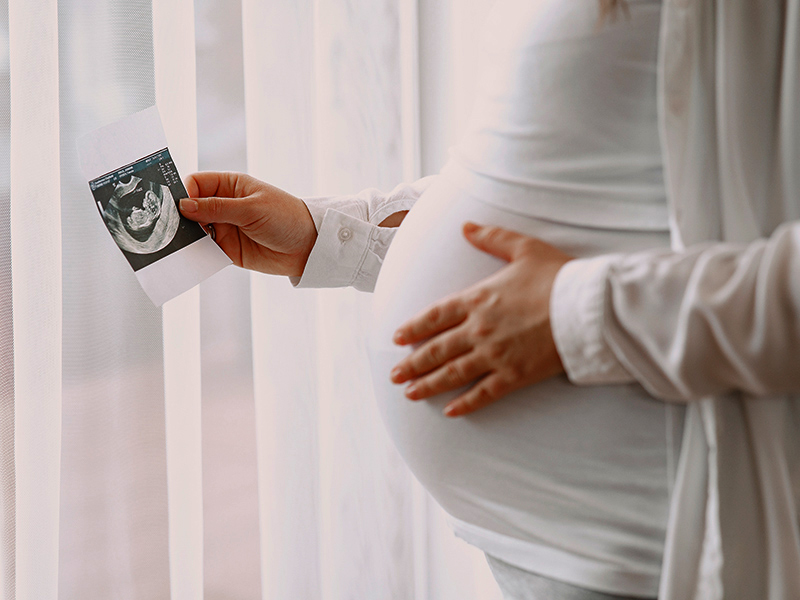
[443,404,459,417]
[390,367,403,383]
[463,222,479,235]
[405,384,418,399]
[393,330,406,345]
[180,198,199,213]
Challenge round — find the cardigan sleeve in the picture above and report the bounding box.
[550,220,800,402]
[290,176,436,292]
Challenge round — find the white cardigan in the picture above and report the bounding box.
[296,1,800,597]
[576,1,800,598]
[552,2,800,598]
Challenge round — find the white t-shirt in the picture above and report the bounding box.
[445,0,667,231]
[367,175,674,598]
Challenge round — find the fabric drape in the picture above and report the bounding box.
[0,0,503,598]
[656,2,800,598]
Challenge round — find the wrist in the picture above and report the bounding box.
[293,199,318,277]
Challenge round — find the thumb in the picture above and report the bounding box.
[463,222,525,261]
[179,195,257,227]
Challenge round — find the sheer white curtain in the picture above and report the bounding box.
[1,0,503,598]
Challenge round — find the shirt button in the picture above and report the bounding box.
[338,227,353,242]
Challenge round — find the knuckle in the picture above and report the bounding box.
[467,288,489,308]
[472,319,495,340]
[467,385,494,409]
[484,226,502,244]
[399,360,416,379]
[444,361,463,385]
[447,298,465,320]
[486,377,507,397]
[238,173,257,191]
[406,320,424,340]
[426,304,442,326]
[426,343,445,365]
[506,363,528,383]
[487,341,506,361]
[478,384,496,403]
[459,393,478,413]
[485,291,501,309]
[206,196,224,217]
[462,353,479,371]
[467,288,502,312]
[458,356,477,380]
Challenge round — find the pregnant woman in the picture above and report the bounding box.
[367,2,674,597]
[179,0,800,598]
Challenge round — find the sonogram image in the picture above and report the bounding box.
[103,175,180,254]
[89,148,206,271]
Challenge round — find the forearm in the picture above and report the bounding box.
[552,220,800,401]
[378,210,408,228]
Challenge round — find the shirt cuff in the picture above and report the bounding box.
[303,200,328,233]
[550,255,635,385]
[290,208,397,292]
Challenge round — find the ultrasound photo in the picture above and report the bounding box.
[78,106,231,305]
[89,148,206,271]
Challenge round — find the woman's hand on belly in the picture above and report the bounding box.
[390,222,573,417]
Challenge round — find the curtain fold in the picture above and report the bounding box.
[0,3,16,600]
[153,0,205,597]
[195,0,262,597]
[0,4,13,599]
[9,0,62,598]
[310,2,418,598]
[2,0,504,598]
[241,2,322,598]
[57,0,170,598]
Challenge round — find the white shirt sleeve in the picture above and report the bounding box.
[551,220,800,402]
[290,176,436,292]
[549,254,635,385]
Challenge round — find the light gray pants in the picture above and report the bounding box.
[485,555,658,600]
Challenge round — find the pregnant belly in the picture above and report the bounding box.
[366,176,675,588]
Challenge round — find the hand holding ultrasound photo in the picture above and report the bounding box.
[77,107,231,304]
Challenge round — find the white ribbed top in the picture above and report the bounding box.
[445,0,668,231]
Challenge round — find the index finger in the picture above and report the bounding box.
[183,171,251,199]
[393,297,467,345]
